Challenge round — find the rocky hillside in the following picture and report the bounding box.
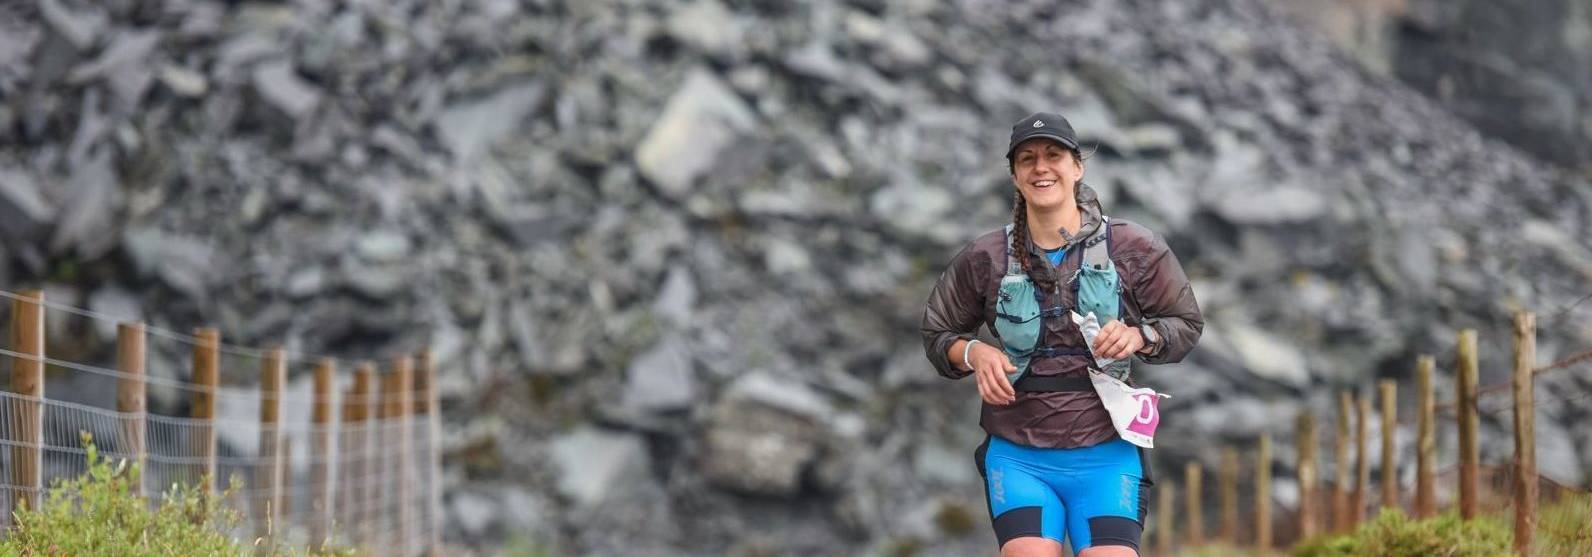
[2,0,1590,555]
[1270,0,1592,173]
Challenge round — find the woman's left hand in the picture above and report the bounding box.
[1093,320,1146,361]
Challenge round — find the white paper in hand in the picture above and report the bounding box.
[1070,311,1129,379]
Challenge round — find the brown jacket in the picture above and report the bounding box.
[920,185,1203,448]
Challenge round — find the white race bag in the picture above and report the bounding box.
[1072,311,1169,448]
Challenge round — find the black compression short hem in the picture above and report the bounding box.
[992,506,1044,547]
[1087,515,1143,552]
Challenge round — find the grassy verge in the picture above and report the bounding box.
[1288,491,1592,557]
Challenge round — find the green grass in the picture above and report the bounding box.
[1177,542,1276,557]
[1536,490,1592,557]
[499,535,555,557]
[1287,491,1592,557]
[1290,508,1510,557]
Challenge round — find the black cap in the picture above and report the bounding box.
[1005,112,1080,160]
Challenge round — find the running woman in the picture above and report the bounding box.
[921,112,1203,557]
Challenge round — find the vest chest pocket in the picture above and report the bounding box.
[1075,260,1122,324]
[994,275,1042,373]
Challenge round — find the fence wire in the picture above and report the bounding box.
[0,392,439,555]
[0,292,442,556]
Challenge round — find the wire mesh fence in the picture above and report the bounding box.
[1155,312,1591,556]
[0,288,443,556]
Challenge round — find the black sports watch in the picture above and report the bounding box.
[1137,323,1161,355]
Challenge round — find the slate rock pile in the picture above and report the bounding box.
[2,0,1590,554]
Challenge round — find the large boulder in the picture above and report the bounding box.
[698,372,831,496]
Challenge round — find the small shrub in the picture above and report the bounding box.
[1,433,355,557]
[2,434,243,556]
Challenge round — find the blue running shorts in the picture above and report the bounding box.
[974,435,1153,553]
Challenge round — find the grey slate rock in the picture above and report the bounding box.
[356,230,411,262]
[0,21,41,72]
[159,63,214,97]
[547,427,650,509]
[634,69,757,197]
[619,335,696,413]
[699,395,822,497]
[651,264,697,326]
[122,228,217,299]
[39,0,106,51]
[699,371,832,496]
[284,266,326,298]
[68,29,159,110]
[251,60,322,119]
[0,167,55,243]
[506,297,545,374]
[49,149,120,258]
[451,490,498,537]
[340,261,404,299]
[86,285,140,341]
[666,0,744,59]
[435,81,545,163]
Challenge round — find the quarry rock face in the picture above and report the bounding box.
[1269,0,1592,172]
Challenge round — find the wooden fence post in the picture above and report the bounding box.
[1220,448,1239,543]
[1380,380,1398,510]
[1354,392,1370,525]
[1157,482,1175,556]
[8,289,44,521]
[417,349,444,556]
[116,322,147,496]
[1297,411,1319,540]
[1415,355,1436,518]
[311,358,335,548]
[1457,329,1479,519]
[192,328,219,495]
[364,363,382,551]
[1512,312,1536,557]
[1256,434,1272,551]
[1185,462,1204,547]
[256,347,286,546]
[1333,391,1352,533]
[337,367,359,547]
[346,362,375,550]
[397,356,414,557]
[380,366,397,555]
[381,357,414,555]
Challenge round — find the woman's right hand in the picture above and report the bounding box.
[968,342,1018,406]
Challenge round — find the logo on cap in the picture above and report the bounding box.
[1033,120,1045,128]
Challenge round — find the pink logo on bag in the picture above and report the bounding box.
[1126,392,1160,437]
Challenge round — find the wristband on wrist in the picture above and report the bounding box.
[962,339,981,370]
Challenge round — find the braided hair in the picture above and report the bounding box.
[1009,188,1063,294]
[1007,146,1089,295]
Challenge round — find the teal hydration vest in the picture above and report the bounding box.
[993,216,1130,382]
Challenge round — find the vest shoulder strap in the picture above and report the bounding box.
[1002,223,1021,275]
[1081,215,1112,270]
[1005,216,1113,275]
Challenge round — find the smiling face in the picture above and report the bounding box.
[1009,138,1083,211]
